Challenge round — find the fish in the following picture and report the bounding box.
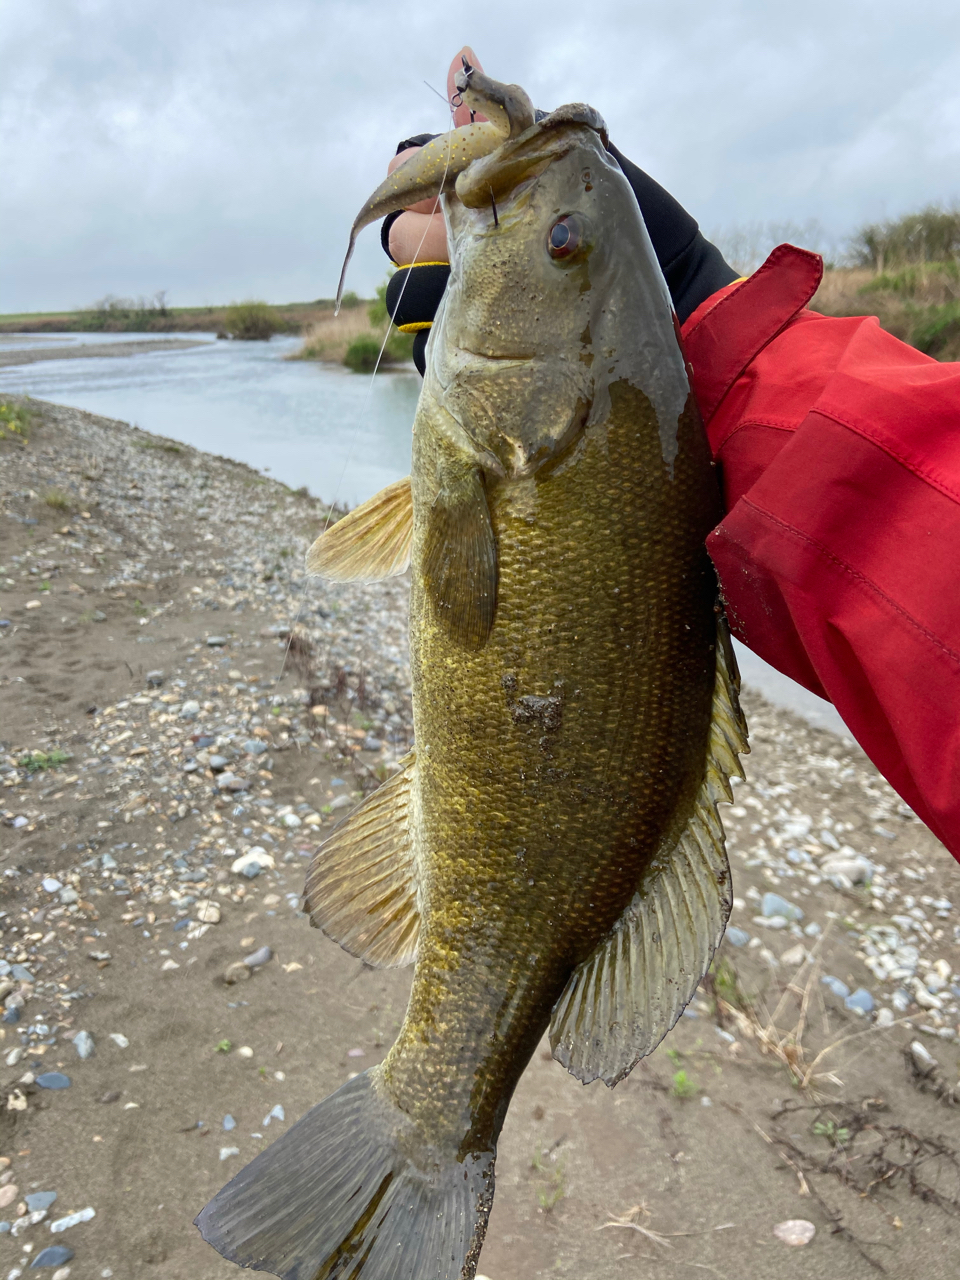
[196,61,748,1280]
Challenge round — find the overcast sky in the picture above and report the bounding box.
[2,0,959,313]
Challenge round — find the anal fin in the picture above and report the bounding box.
[549,623,749,1086]
[304,751,419,968]
[306,477,413,582]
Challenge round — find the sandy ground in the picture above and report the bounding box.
[0,340,209,369]
[1,398,960,1280]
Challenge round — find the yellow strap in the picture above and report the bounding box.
[397,321,433,334]
[395,261,450,270]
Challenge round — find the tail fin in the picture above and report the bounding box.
[195,1069,495,1280]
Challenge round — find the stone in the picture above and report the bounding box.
[49,1207,94,1233]
[41,879,62,894]
[145,670,165,687]
[844,988,875,1015]
[913,980,942,1010]
[281,813,301,829]
[821,854,873,887]
[206,636,228,646]
[73,1031,94,1059]
[35,1073,71,1090]
[208,755,229,772]
[821,976,850,999]
[263,1104,285,1126]
[773,1219,816,1247]
[30,1245,74,1268]
[59,888,78,906]
[51,1269,71,1280]
[179,700,200,720]
[0,1185,18,1209]
[11,965,34,983]
[779,944,808,968]
[196,901,221,924]
[244,946,273,969]
[24,1194,56,1214]
[217,773,250,793]
[243,740,268,755]
[329,794,353,812]
[231,849,274,876]
[910,1040,938,1075]
[101,853,117,870]
[223,1114,236,1131]
[875,1007,895,1028]
[760,893,803,922]
[362,737,383,752]
[223,962,251,985]
[220,1147,240,1161]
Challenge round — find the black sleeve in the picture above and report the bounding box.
[605,142,738,324]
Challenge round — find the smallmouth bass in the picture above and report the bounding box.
[197,62,748,1280]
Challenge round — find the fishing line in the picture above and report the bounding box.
[272,91,457,695]
[129,99,460,1175]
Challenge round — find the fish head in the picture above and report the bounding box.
[428,106,686,477]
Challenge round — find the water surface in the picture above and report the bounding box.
[0,332,420,510]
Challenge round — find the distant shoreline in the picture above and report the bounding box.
[0,337,209,368]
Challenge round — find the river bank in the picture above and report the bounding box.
[1,398,959,1279]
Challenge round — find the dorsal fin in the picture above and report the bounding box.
[306,478,413,583]
[549,625,749,1086]
[303,752,419,968]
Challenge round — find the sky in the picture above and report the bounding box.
[2,0,959,313]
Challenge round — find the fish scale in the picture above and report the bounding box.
[197,63,747,1280]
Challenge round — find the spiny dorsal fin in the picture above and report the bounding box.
[549,625,749,1086]
[303,752,419,968]
[306,478,413,583]
[422,464,497,651]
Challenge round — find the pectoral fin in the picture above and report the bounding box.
[303,752,419,968]
[306,478,413,582]
[549,625,749,1086]
[422,464,498,651]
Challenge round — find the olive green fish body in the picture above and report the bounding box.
[197,68,747,1280]
[387,378,720,1151]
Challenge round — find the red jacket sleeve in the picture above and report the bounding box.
[681,244,960,861]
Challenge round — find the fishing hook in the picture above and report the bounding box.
[490,190,499,228]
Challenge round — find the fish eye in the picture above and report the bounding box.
[547,214,587,261]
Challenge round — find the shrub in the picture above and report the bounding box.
[43,488,72,510]
[224,300,281,341]
[849,205,960,271]
[344,334,386,372]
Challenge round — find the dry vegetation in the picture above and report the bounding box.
[292,305,382,363]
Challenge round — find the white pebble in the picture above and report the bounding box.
[219,1147,240,1161]
[773,1219,816,1246]
[50,1206,95,1232]
[109,1033,129,1049]
[237,1046,254,1058]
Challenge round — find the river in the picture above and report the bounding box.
[0,329,851,739]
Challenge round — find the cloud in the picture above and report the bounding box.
[2,0,958,312]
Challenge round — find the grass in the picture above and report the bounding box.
[812,260,960,360]
[670,1068,697,1098]
[0,300,340,336]
[292,277,414,370]
[0,399,36,442]
[531,1150,566,1211]
[19,749,70,772]
[43,488,72,511]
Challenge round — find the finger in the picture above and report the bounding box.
[388,210,449,266]
[447,46,487,127]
